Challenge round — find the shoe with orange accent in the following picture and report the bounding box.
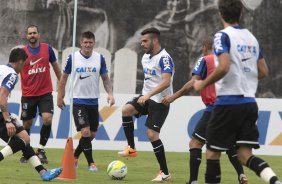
[151,171,171,182]
[74,157,79,169]
[88,162,98,171]
[118,146,137,157]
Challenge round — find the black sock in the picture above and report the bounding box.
[246,156,279,184]
[122,116,135,149]
[205,159,221,183]
[8,137,26,153]
[189,148,202,182]
[22,144,36,160]
[74,143,83,158]
[80,137,94,165]
[246,156,269,176]
[151,139,168,175]
[40,125,51,146]
[270,176,279,184]
[36,165,46,174]
[226,148,244,178]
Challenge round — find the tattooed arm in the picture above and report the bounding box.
[0,86,10,119]
[0,86,16,136]
[101,74,115,106]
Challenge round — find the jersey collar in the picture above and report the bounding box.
[6,63,13,68]
[149,48,164,59]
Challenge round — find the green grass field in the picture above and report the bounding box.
[0,148,281,184]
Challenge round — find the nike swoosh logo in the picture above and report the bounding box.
[128,151,136,154]
[79,75,91,80]
[30,57,43,65]
[162,175,171,181]
[241,58,251,62]
[145,77,151,81]
[153,125,159,128]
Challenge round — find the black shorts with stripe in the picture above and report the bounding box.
[21,93,54,120]
[73,104,99,132]
[126,95,170,133]
[192,111,211,144]
[206,103,260,152]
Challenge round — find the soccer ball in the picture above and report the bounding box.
[107,160,127,180]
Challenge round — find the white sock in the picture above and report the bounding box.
[260,167,276,183]
[0,146,13,158]
[39,145,44,150]
[28,155,42,168]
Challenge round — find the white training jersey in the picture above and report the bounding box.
[0,64,18,92]
[64,51,106,99]
[141,48,174,103]
[214,26,259,97]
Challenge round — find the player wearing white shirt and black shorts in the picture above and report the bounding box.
[118,27,174,182]
[57,31,115,171]
[193,1,281,184]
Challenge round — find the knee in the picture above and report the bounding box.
[42,114,53,125]
[189,138,204,149]
[147,130,158,142]
[81,128,91,137]
[237,152,249,166]
[206,149,221,160]
[237,147,253,166]
[19,131,30,144]
[22,136,30,145]
[122,104,135,117]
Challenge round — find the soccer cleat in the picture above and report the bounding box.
[19,155,28,163]
[41,167,63,181]
[37,149,48,164]
[118,146,137,157]
[74,158,79,169]
[151,171,172,182]
[88,162,98,171]
[239,174,248,184]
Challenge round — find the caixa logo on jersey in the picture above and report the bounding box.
[187,109,282,146]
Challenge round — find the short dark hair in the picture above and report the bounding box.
[141,27,161,36]
[218,0,243,24]
[81,31,95,40]
[9,48,28,63]
[202,35,213,51]
[27,24,39,33]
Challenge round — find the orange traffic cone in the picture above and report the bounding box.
[58,137,76,180]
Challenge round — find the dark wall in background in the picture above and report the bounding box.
[0,0,281,97]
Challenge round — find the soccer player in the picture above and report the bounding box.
[193,0,282,183]
[118,27,174,182]
[57,31,115,171]
[0,48,62,181]
[20,25,62,164]
[162,36,248,184]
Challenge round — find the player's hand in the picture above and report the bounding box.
[137,95,149,106]
[107,95,115,106]
[57,97,65,110]
[6,122,16,137]
[193,79,204,92]
[162,95,175,106]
